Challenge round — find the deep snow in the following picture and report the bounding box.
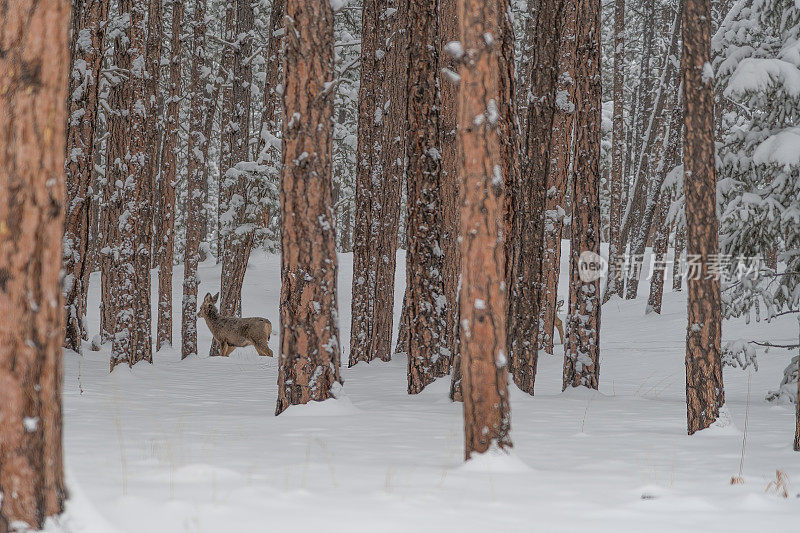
[49,244,799,532]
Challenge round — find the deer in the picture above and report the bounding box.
[554,299,565,345]
[197,292,274,357]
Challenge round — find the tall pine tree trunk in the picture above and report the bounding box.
[538,4,577,355]
[647,88,682,315]
[507,0,565,394]
[672,224,685,291]
[0,0,70,525]
[256,0,285,165]
[275,0,342,414]
[110,0,153,370]
[457,0,513,459]
[219,0,255,327]
[350,0,394,366]
[440,0,463,400]
[387,0,411,361]
[563,0,602,391]
[63,0,110,351]
[604,0,625,302]
[404,0,450,393]
[157,0,184,350]
[795,320,799,451]
[682,0,724,434]
[623,7,680,300]
[182,0,210,359]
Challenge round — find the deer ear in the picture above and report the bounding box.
[212,293,219,303]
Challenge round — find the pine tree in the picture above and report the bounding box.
[64,0,111,352]
[457,0,513,458]
[349,0,398,367]
[623,5,681,301]
[0,0,70,525]
[538,2,577,355]
[219,0,256,326]
[110,0,153,370]
[506,0,564,394]
[605,0,625,302]
[563,0,602,390]
[404,0,450,393]
[275,0,342,414]
[646,89,682,315]
[714,0,800,431]
[157,0,185,350]
[683,0,724,433]
[182,0,210,359]
[440,0,463,400]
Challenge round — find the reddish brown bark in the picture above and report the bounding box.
[672,224,685,291]
[182,0,209,359]
[275,0,342,415]
[349,0,401,367]
[457,0,513,459]
[562,0,602,391]
[157,0,184,350]
[219,0,255,319]
[403,0,450,393]
[440,0,463,400]
[683,0,724,434]
[539,4,577,355]
[63,0,110,351]
[507,0,566,393]
[256,0,285,165]
[386,0,411,363]
[647,92,682,315]
[0,0,70,526]
[110,0,153,371]
[604,0,625,302]
[646,194,672,315]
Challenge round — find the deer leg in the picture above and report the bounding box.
[223,343,235,357]
[555,318,565,345]
[256,341,273,357]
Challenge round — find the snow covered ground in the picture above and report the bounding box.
[52,244,799,532]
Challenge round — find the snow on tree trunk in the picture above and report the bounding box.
[604,0,625,302]
[623,7,681,301]
[220,0,254,319]
[182,0,210,360]
[647,89,681,315]
[256,0,285,165]
[796,319,799,451]
[0,0,70,525]
[63,0,110,352]
[349,0,399,367]
[646,193,672,315]
[403,0,451,394]
[440,0,463,400]
[508,0,566,394]
[539,3,577,356]
[672,224,684,291]
[562,0,601,391]
[157,0,184,350]
[387,0,412,363]
[110,0,153,371]
[457,0,513,459]
[275,0,342,415]
[682,0,724,434]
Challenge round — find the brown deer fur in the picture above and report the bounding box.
[197,293,273,357]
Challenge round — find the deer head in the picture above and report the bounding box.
[197,292,219,318]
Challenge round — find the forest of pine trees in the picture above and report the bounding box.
[1,0,799,529]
